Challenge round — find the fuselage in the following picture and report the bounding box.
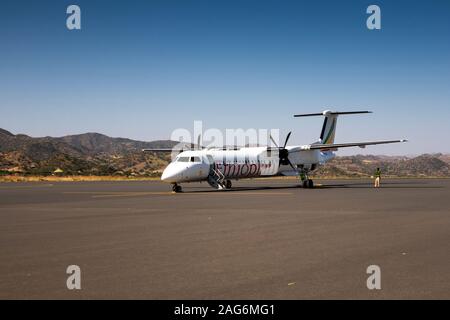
[161,146,334,183]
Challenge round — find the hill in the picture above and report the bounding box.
[1,128,449,177]
[0,129,178,176]
[313,153,450,178]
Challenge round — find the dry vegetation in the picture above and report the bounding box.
[1,128,449,181]
[0,175,161,182]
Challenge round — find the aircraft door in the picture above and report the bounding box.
[206,155,215,172]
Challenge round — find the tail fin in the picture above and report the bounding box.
[320,112,338,144]
[294,110,372,145]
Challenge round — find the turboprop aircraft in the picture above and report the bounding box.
[143,110,407,192]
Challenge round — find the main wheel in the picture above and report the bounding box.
[308,179,314,188]
[172,184,182,193]
[225,180,232,189]
[302,180,308,188]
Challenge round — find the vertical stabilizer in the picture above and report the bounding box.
[294,110,372,145]
[319,110,338,144]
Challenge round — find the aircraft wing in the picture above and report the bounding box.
[306,139,407,150]
[142,148,174,152]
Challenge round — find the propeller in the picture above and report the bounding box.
[269,131,297,172]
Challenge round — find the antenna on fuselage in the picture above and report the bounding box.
[196,134,205,150]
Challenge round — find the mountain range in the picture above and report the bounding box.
[0,128,177,176]
[1,128,449,177]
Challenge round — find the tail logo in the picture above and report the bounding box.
[323,118,336,144]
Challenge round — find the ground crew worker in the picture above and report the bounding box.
[374,167,381,188]
[299,172,306,181]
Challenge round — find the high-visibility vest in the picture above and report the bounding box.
[375,170,381,178]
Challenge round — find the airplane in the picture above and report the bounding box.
[143,110,407,192]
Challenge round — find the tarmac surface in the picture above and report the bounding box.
[0,178,449,299]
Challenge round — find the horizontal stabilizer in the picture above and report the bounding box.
[294,110,372,117]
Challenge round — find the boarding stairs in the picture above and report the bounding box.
[207,167,226,190]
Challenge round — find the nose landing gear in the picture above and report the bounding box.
[172,183,182,193]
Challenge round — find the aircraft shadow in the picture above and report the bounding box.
[185,185,301,193]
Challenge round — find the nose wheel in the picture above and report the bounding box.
[172,184,182,193]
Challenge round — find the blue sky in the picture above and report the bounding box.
[1,0,449,155]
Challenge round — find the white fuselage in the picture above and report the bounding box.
[161,146,334,183]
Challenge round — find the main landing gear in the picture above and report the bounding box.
[302,179,314,189]
[172,183,182,193]
[225,180,232,189]
[299,171,314,188]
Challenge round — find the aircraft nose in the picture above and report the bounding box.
[161,164,182,183]
[161,168,174,182]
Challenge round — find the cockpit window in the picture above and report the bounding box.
[190,156,201,163]
[177,157,189,162]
